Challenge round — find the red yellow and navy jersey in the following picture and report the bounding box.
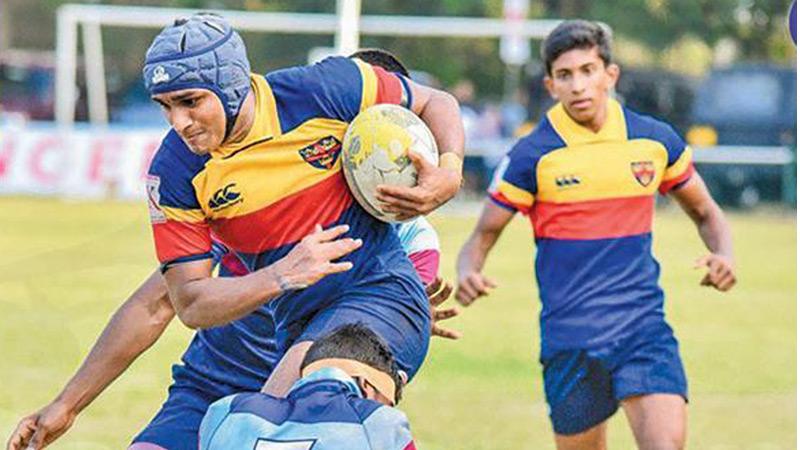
[146,56,424,348]
[489,98,694,351]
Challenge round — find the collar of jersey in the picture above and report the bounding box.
[212,73,281,159]
[289,366,363,399]
[547,97,627,147]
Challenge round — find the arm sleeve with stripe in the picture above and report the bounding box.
[146,139,212,270]
[657,124,695,194]
[487,138,538,215]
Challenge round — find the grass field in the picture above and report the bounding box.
[0,197,795,449]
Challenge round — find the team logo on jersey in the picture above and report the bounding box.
[146,175,167,224]
[208,183,243,210]
[555,174,581,188]
[631,161,655,187]
[298,136,342,170]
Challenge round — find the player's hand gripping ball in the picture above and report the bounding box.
[342,104,438,222]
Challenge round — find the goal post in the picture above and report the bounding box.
[54,2,561,126]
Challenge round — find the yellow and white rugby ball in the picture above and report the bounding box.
[342,104,438,223]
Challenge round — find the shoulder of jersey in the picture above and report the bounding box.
[150,130,210,177]
[148,130,210,208]
[622,106,684,151]
[511,116,567,160]
[264,56,362,131]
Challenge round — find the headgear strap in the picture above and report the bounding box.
[301,358,397,405]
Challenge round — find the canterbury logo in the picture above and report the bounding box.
[151,66,170,84]
[208,183,242,210]
[555,175,581,187]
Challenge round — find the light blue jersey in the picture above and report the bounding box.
[199,367,416,450]
[394,217,439,255]
[394,217,440,285]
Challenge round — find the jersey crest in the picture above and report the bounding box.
[630,161,655,187]
[299,136,342,170]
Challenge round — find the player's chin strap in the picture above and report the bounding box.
[302,358,397,406]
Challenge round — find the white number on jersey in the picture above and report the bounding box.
[255,438,316,450]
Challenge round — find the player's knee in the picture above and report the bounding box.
[638,431,685,450]
[554,423,607,450]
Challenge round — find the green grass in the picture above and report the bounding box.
[0,197,795,449]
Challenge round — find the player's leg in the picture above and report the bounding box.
[129,370,225,450]
[612,321,688,450]
[542,349,618,450]
[554,422,608,450]
[621,393,686,450]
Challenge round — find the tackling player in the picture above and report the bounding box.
[199,324,419,450]
[6,231,456,450]
[456,20,735,450]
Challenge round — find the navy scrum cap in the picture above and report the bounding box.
[143,13,250,137]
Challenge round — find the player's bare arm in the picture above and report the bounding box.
[376,81,465,221]
[164,224,362,329]
[6,270,174,450]
[455,201,514,306]
[670,172,737,291]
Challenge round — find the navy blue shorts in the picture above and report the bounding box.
[131,384,215,450]
[131,365,242,450]
[295,273,431,381]
[541,321,688,435]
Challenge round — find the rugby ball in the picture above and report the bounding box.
[342,104,438,223]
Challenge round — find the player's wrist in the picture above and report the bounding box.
[262,266,306,296]
[52,393,82,415]
[439,152,463,176]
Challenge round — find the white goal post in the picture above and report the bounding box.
[55,2,560,126]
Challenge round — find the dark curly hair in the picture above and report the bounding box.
[349,48,410,77]
[301,323,404,403]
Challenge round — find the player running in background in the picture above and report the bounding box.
[456,20,735,450]
[199,324,419,450]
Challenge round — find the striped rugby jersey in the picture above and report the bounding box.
[146,56,427,389]
[199,367,416,450]
[489,98,694,351]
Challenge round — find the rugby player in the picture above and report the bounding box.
[456,20,735,450]
[6,38,459,450]
[198,324,419,450]
[140,14,463,403]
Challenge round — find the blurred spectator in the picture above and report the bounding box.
[0,51,55,121]
[409,70,442,89]
[500,87,529,137]
[0,50,90,122]
[111,81,164,126]
[451,79,481,142]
